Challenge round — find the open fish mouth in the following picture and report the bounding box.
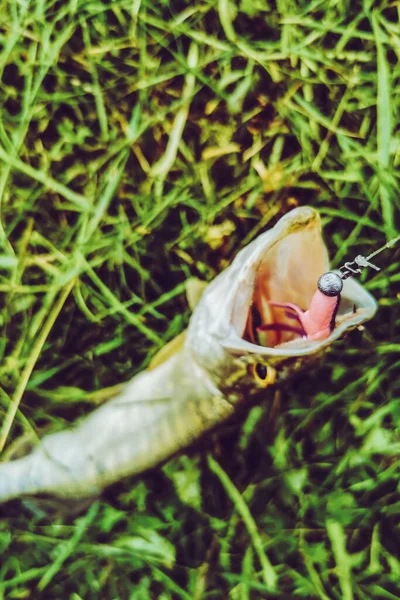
[228,207,377,356]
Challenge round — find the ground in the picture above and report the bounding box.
[0,0,400,598]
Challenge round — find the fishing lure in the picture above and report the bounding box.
[253,233,399,344]
[305,233,400,339]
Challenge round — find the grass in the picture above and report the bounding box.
[0,0,399,598]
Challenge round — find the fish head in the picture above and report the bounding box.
[188,206,377,401]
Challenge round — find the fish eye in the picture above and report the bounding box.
[317,272,343,297]
[248,362,276,388]
[255,363,267,379]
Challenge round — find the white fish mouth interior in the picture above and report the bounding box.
[242,228,363,349]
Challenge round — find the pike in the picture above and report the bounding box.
[0,207,377,504]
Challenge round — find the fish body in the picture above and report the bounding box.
[0,351,233,501]
[0,207,377,503]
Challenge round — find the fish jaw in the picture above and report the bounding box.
[188,206,377,384]
[186,207,325,369]
[193,206,326,342]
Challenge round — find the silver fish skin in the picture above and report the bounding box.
[0,207,377,503]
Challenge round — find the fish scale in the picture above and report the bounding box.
[0,349,235,502]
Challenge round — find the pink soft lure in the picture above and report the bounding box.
[267,272,343,342]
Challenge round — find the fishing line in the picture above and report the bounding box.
[338,234,400,281]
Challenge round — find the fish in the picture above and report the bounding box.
[0,206,377,505]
